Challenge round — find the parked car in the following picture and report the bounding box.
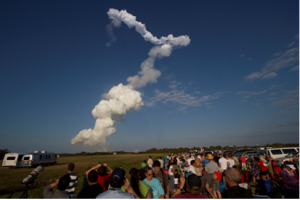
[265,147,299,159]
[275,152,299,166]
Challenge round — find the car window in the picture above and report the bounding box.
[282,149,297,154]
[6,157,15,160]
[270,150,283,155]
[23,156,30,160]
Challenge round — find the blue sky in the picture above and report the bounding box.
[0,0,298,153]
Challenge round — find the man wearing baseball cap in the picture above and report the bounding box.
[96,167,139,199]
[172,173,208,198]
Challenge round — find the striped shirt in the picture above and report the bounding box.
[65,172,78,198]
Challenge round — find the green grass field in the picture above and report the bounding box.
[0,153,165,198]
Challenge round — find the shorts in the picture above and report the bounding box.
[260,170,268,176]
[212,180,220,192]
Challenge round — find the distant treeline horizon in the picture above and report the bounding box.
[57,142,299,157]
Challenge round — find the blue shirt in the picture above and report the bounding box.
[143,178,165,199]
[203,159,209,165]
[96,188,135,199]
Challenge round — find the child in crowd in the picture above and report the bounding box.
[173,169,180,191]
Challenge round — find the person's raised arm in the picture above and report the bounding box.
[146,190,151,199]
[103,163,113,174]
[86,164,101,176]
[123,178,139,199]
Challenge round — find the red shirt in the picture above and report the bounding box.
[241,156,246,163]
[97,174,111,192]
[173,193,208,199]
[260,160,268,171]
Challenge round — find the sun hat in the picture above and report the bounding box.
[206,153,214,160]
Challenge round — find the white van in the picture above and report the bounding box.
[2,153,24,167]
[266,147,299,159]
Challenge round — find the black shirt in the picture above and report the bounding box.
[76,183,103,199]
[225,185,253,199]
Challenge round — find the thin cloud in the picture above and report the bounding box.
[145,82,223,108]
[290,66,299,71]
[245,40,299,80]
[237,90,267,99]
[272,89,299,107]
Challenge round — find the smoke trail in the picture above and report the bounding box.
[71,9,190,151]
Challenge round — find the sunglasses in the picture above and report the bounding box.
[147,173,153,176]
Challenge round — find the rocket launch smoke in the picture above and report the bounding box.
[71,9,190,151]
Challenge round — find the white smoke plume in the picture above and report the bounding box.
[71,9,190,151]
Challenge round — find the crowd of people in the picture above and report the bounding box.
[43,151,299,199]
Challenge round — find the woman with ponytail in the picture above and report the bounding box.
[121,168,151,198]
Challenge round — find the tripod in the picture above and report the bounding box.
[7,176,37,199]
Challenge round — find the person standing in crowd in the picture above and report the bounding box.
[143,166,165,199]
[202,156,209,167]
[153,160,170,198]
[86,163,113,192]
[250,156,261,183]
[232,154,239,168]
[164,155,168,169]
[194,159,203,176]
[65,163,78,198]
[147,156,154,167]
[187,155,193,166]
[96,167,139,199]
[43,175,71,199]
[266,154,275,178]
[200,173,221,198]
[281,162,299,198]
[138,162,147,181]
[158,157,164,169]
[259,156,270,180]
[219,154,229,172]
[223,168,252,198]
[77,170,103,198]
[81,166,91,190]
[172,174,208,198]
[121,168,151,198]
[173,169,180,190]
[187,160,196,174]
[205,154,218,174]
[240,154,246,170]
[228,154,235,168]
[169,162,175,192]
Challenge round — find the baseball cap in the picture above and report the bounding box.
[286,164,296,170]
[111,167,126,185]
[187,174,201,188]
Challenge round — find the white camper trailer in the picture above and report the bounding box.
[2,153,24,167]
[21,150,57,167]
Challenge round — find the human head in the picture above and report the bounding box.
[68,163,75,171]
[88,170,98,183]
[191,160,195,166]
[110,167,126,188]
[174,169,178,174]
[145,166,154,181]
[129,168,141,196]
[58,174,71,190]
[97,165,107,176]
[153,160,161,173]
[259,155,264,161]
[225,168,241,187]
[186,174,202,195]
[206,153,214,160]
[284,161,296,171]
[254,157,260,162]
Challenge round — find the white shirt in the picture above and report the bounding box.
[219,157,229,170]
[187,165,196,174]
[229,159,235,167]
[187,158,193,166]
[169,165,174,175]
